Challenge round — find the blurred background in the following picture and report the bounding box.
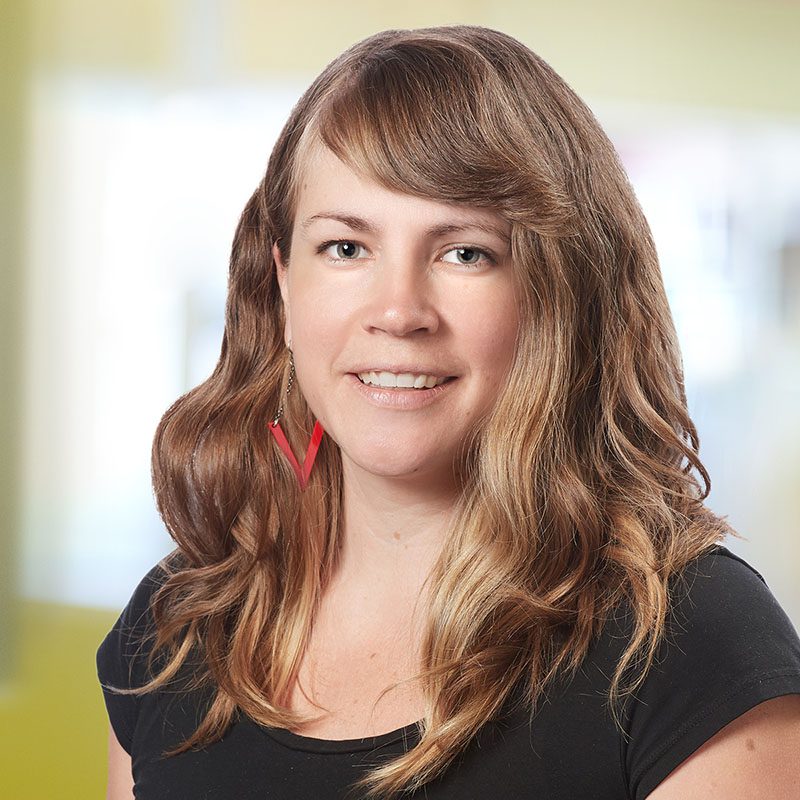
[1,1,799,796]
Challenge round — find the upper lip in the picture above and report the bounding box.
[348,364,458,378]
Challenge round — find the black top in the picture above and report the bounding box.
[97,544,800,799]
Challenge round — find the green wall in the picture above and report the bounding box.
[0,603,116,799]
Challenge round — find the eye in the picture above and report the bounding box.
[441,245,496,269]
[314,239,497,269]
[316,239,367,262]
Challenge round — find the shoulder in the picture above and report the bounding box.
[665,545,800,672]
[96,558,171,679]
[622,544,800,799]
[645,693,800,799]
[95,555,174,755]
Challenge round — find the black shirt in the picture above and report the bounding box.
[96,544,800,799]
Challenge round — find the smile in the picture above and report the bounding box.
[357,371,452,389]
[346,373,458,409]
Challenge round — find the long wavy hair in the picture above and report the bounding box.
[130,24,738,798]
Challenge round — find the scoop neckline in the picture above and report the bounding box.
[258,718,423,753]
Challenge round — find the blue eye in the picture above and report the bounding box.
[317,240,366,261]
[316,239,496,269]
[441,246,495,268]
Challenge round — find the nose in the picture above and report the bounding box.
[363,258,440,337]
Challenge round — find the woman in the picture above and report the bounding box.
[97,24,800,799]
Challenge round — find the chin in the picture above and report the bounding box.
[343,447,452,480]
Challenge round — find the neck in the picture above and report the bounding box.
[330,457,461,605]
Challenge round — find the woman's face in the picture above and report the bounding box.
[273,144,520,490]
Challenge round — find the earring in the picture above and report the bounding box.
[268,347,324,491]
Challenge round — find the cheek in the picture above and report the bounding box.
[289,282,344,345]
[461,295,520,376]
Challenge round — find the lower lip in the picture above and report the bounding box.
[346,373,458,409]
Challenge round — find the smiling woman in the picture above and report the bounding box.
[96,24,800,800]
[270,139,520,487]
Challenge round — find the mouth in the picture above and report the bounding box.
[345,373,459,409]
[349,373,458,390]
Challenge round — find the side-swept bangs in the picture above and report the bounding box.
[287,33,578,241]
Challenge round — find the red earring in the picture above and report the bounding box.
[268,347,324,491]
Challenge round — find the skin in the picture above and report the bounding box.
[646,694,800,798]
[106,727,134,799]
[273,142,520,607]
[271,143,525,736]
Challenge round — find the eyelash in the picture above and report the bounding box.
[314,239,497,269]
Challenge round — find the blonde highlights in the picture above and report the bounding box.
[121,25,737,798]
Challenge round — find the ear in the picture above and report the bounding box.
[272,240,292,348]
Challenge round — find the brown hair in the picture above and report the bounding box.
[128,24,738,798]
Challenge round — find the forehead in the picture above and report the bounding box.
[292,142,512,241]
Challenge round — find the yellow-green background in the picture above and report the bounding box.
[1,2,799,798]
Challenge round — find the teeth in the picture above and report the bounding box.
[357,371,450,389]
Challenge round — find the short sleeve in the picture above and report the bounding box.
[96,561,168,755]
[623,546,800,799]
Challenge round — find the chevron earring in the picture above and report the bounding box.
[268,347,324,491]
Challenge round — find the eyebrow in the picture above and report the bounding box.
[299,212,511,244]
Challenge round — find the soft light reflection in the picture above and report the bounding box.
[21,76,302,606]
